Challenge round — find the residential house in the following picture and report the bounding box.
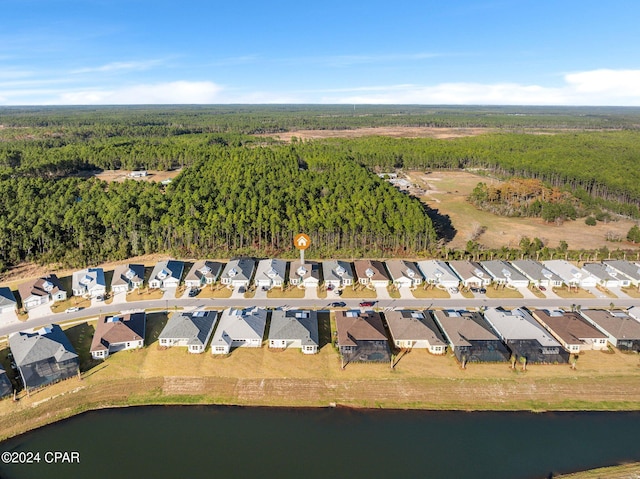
[353,260,390,288]
[447,261,492,289]
[9,325,79,390]
[542,260,598,289]
[219,258,256,289]
[385,260,423,288]
[72,268,106,298]
[603,260,640,287]
[322,260,354,289]
[480,260,530,288]
[268,309,319,354]
[211,307,267,354]
[18,275,67,311]
[90,312,146,359]
[385,310,447,354]
[184,260,222,289]
[148,260,184,289]
[531,309,608,353]
[0,287,18,314]
[0,367,11,398]
[432,309,510,363]
[289,260,320,289]
[482,307,566,363]
[581,263,628,289]
[629,306,640,322]
[159,310,218,354]
[417,260,460,290]
[579,309,640,352]
[511,260,563,288]
[335,310,390,364]
[110,264,145,294]
[254,259,287,289]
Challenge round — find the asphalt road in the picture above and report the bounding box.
[1,295,638,337]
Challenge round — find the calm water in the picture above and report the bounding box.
[1,406,639,479]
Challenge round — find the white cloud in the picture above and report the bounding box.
[53,81,223,104]
[564,69,640,96]
[71,60,165,74]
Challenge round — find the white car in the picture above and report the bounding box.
[65,307,80,313]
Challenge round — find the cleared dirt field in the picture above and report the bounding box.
[264,126,492,141]
[406,170,640,251]
[74,169,182,184]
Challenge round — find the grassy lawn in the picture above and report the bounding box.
[484,287,524,299]
[244,288,256,299]
[621,287,640,298]
[595,286,617,299]
[267,287,305,299]
[529,287,546,299]
[197,286,232,299]
[127,288,165,302]
[459,289,475,299]
[412,287,451,299]
[317,289,328,299]
[387,286,401,299]
[552,287,596,299]
[50,296,92,314]
[340,286,377,299]
[174,285,187,299]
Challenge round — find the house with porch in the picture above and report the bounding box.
[385,260,423,289]
[581,263,629,289]
[72,268,106,298]
[542,260,598,289]
[18,275,67,311]
[184,260,222,289]
[482,307,566,364]
[211,307,267,354]
[385,310,447,354]
[480,260,529,288]
[432,309,510,363]
[9,325,79,391]
[0,287,18,314]
[417,260,460,290]
[511,260,563,288]
[531,309,608,353]
[110,264,145,294]
[322,260,354,290]
[254,259,287,290]
[159,310,218,353]
[579,309,640,352]
[148,260,184,289]
[220,258,256,289]
[90,312,146,359]
[353,260,390,288]
[335,310,391,365]
[603,260,640,287]
[268,309,319,354]
[447,261,492,289]
[289,260,320,289]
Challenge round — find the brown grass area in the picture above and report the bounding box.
[554,462,640,479]
[405,170,640,251]
[484,287,524,299]
[262,126,492,141]
[552,287,596,299]
[197,286,233,299]
[621,287,640,298]
[127,288,165,302]
[411,287,451,299]
[267,287,305,299]
[340,286,377,299]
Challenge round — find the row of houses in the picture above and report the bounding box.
[2,258,640,314]
[3,304,640,398]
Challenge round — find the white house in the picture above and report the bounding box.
[0,287,17,314]
[447,261,492,289]
[511,260,564,288]
[542,260,598,289]
[254,259,287,289]
[581,263,628,289]
[211,307,268,354]
[603,260,640,287]
[268,309,319,354]
[579,309,640,351]
[385,260,423,288]
[148,260,184,289]
[417,260,460,289]
[18,275,67,310]
[110,264,145,294]
[72,268,106,298]
[184,260,222,289]
[90,312,146,359]
[480,260,530,289]
[159,310,218,353]
[322,260,354,289]
[220,258,256,288]
[385,310,447,354]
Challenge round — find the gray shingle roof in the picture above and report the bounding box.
[72,267,106,293]
[511,260,563,283]
[9,325,78,367]
[385,310,446,345]
[111,264,145,288]
[254,259,287,283]
[159,310,218,346]
[211,307,267,346]
[0,287,17,309]
[433,310,500,348]
[185,260,222,283]
[483,307,560,347]
[268,310,319,346]
[322,260,354,282]
[150,260,184,284]
[220,258,256,282]
[580,309,640,340]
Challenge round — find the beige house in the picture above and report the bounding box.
[353,260,390,288]
[385,310,447,354]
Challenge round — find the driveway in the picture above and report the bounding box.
[24,303,53,319]
[254,287,268,300]
[0,311,19,328]
[375,286,391,300]
[111,291,128,305]
[230,286,246,300]
[304,287,319,300]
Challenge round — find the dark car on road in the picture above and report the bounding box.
[330,301,346,308]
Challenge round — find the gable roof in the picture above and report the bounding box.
[159,310,218,346]
[511,260,563,283]
[385,310,446,345]
[447,260,489,282]
[18,274,65,301]
[211,307,267,345]
[90,312,146,352]
[254,259,287,282]
[541,260,588,283]
[579,309,640,340]
[353,260,390,282]
[416,260,459,284]
[581,263,623,282]
[385,260,423,282]
[432,309,500,348]
[150,260,184,284]
[602,260,640,282]
[480,260,528,283]
[268,309,319,346]
[322,260,354,282]
[532,309,607,345]
[9,325,78,367]
[289,260,320,282]
[335,310,387,347]
[185,260,222,283]
[220,258,255,282]
[483,307,560,347]
[0,287,17,309]
[111,264,145,288]
[72,268,106,291]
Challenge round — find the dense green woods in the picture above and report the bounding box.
[1,105,640,271]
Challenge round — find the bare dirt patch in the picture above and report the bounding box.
[75,169,182,184]
[404,170,640,251]
[262,127,492,141]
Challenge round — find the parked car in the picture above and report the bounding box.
[359,301,376,307]
[448,287,460,294]
[65,307,80,313]
[538,285,546,291]
[479,288,487,294]
[330,301,346,308]
[188,289,200,297]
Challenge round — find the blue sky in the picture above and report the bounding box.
[2,0,640,105]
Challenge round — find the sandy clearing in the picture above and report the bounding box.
[260,126,493,141]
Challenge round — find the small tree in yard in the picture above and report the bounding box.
[627,225,640,243]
